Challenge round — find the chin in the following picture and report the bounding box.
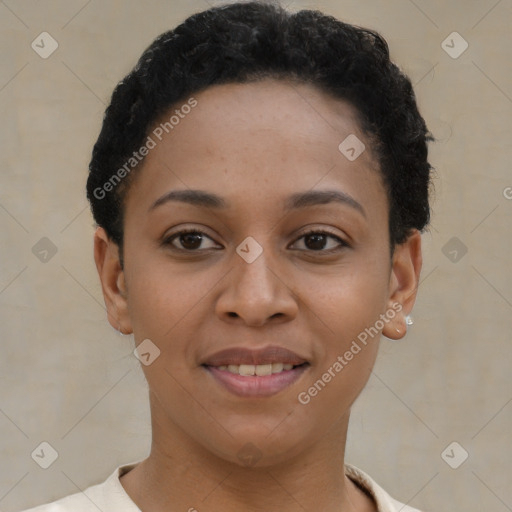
[201,426,313,469]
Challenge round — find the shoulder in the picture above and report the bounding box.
[345,463,424,512]
[17,461,142,512]
[17,482,105,512]
[18,491,98,512]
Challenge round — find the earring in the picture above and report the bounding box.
[394,315,413,338]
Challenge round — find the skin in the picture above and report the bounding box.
[94,78,422,512]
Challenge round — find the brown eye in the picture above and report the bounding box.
[291,230,348,253]
[164,229,220,251]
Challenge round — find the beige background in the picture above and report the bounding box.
[1,1,511,511]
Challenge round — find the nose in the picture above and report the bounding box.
[215,246,298,327]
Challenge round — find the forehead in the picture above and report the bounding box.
[156,78,376,164]
[124,78,386,221]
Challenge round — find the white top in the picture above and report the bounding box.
[19,461,422,512]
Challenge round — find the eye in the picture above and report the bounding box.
[163,228,221,252]
[163,227,349,254]
[290,229,349,253]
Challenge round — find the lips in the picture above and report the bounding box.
[201,345,310,398]
[201,345,308,367]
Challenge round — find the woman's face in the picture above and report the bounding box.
[96,78,421,466]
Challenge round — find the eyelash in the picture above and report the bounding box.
[163,227,349,254]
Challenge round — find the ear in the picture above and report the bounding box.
[382,229,422,340]
[93,227,133,335]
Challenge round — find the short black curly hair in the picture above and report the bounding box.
[87,0,434,263]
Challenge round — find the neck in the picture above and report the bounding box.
[120,396,374,512]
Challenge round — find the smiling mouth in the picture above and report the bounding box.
[200,345,311,397]
[202,362,310,398]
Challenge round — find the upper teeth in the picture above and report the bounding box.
[216,363,294,376]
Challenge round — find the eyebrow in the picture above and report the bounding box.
[149,188,366,217]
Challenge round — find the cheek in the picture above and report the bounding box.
[123,245,208,341]
[295,285,384,424]
[298,258,390,338]
[125,276,176,340]
[295,257,389,399]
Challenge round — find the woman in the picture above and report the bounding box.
[21,1,433,511]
